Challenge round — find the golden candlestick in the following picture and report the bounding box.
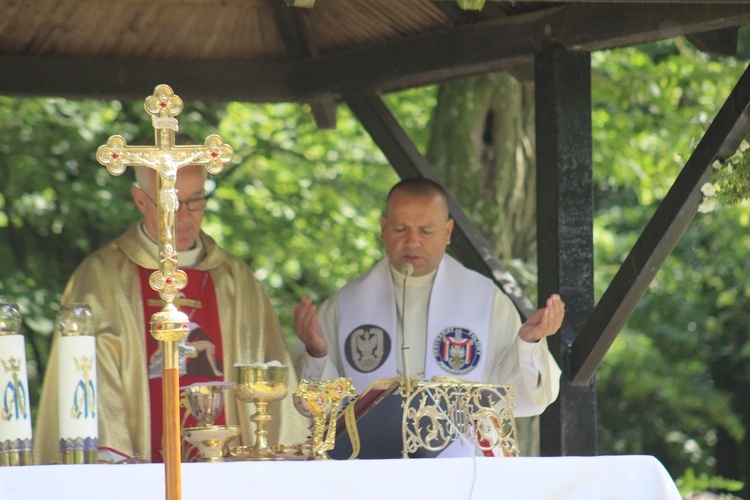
[96,84,233,500]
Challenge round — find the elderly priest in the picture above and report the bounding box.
[35,163,307,464]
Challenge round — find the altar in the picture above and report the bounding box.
[0,455,681,499]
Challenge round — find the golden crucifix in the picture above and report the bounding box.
[96,84,232,500]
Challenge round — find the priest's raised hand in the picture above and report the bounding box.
[293,296,328,358]
[518,293,565,343]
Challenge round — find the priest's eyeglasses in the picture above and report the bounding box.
[138,189,209,212]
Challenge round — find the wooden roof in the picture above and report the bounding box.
[2,1,750,102]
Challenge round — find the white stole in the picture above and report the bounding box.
[338,255,494,393]
[338,258,396,392]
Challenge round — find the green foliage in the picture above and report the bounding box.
[1,97,128,403]
[456,0,485,11]
[206,100,399,339]
[592,39,738,217]
[0,97,223,412]
[677,468,744,499]
[710,140,750,207]
[591,38,750,489]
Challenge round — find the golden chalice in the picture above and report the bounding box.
[233,364,288,461]
[182,382,239,462]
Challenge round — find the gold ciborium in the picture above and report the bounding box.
[233,364,288,461]
[182,382,239,462]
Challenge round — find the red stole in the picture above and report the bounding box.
[138,267,226,463]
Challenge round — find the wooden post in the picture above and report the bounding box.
[535,48,597,456]
[163,342,181,500]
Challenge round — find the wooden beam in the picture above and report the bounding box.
[267,0,339,128]
[268,0,315,59]
[287,4,750,96]
[536,49,596,456]
[345,90,536,317]
[687,28,739,58]
[309,94,338,130]
[0,55,293,103]
[1,4,748,102]
[569,62,750,385]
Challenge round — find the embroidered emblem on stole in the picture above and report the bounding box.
[432,326,482,375]
[344,324,391,373]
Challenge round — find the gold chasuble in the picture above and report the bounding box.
[34,223,308,464]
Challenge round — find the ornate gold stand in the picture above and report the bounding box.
[401,377,518,458]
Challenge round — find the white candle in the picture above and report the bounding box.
[57,335,98,463]
[0,334,33,464]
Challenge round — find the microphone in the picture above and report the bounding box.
[401,263,414,277]
[396,262,476,459]
[400,263,414,392]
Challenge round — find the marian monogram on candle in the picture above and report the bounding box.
[1,356,28,423]
[70,355,96,420]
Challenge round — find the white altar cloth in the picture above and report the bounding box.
[0,455,681,499]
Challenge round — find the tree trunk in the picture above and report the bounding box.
[426,72,536,266]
